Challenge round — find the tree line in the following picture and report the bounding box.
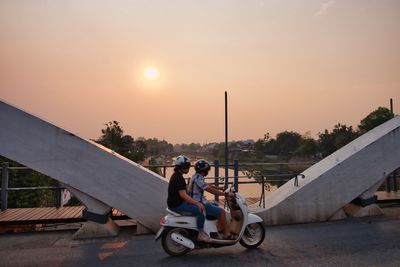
[208,107,394,162]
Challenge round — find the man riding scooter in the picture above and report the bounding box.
[188,159,236,240]
[167,155,211,242]
[157,163,266,256]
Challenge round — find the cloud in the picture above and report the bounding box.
[315,0,335,17]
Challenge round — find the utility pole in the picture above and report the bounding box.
[390,98,394,115]
[224,91,229,188]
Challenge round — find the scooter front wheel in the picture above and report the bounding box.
[239,222,265,249]
[161,227,192,256]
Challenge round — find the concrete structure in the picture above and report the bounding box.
[2,99,400,233]
[0,100,168,233]
[255,116,400,225]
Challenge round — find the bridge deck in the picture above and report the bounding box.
[0,197,260,225]
[375,191,400,202]
[0,206,126,225]
[0,193,398,226]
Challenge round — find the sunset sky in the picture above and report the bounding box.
[1,0,399,144]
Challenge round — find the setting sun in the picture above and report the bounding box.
[143,66,159,80]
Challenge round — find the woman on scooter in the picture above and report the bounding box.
[188,159,235,240]
[167,155,211,242]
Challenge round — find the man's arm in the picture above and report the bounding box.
[178,190,205,213]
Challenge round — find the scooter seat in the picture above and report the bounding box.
[166,208,182,216]
[166,208,218,220]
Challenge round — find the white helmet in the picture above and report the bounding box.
[174,155,191,169]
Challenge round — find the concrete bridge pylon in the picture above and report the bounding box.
[254,115,400,225]
[0,100,168,233]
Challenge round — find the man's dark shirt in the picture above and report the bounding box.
[167,171,187,208]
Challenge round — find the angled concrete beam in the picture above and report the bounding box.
[0,100,167,232]
[255,116,400,225]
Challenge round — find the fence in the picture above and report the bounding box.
[1,160,399,211]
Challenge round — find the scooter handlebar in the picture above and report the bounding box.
[224,185,236,194]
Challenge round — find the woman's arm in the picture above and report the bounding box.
[205,185,224,196]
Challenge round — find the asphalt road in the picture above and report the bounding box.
[2,213,400,267]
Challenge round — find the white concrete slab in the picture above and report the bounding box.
[0,100,167,232]
[255,116,400,225]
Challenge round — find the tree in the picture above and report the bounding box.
[358,107,394,134]
[274,131,302,156]
[318,123,358,157]
[254,133,270,156]
[295,138,319,157]
[96,121,146,162]
[132,140,147,162]
[144,138,174,156]
[148,157,162,175]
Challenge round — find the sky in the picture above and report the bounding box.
[1,0,399,144]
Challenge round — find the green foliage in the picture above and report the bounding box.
[132,140,147,162]
[358,107,394,134]
[254,131,310,158]
[142,138,173,156]
[212,143,226,160]
[96,121,146,163]
[295,138,319,157]
[318,124,359,157]
[274,131,302,156]
[148,157,162,175]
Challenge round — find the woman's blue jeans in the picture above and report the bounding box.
[170,202,205,231]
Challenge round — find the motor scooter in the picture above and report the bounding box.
[155,186,265,256]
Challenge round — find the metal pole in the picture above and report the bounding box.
[214,160,219,202]
[390,98,394,115]
[55,182,61,208]
[234,160,239,192]
[224,91,229,188]
[386,175,391,192]
[1,162,9,211]
[393,172,397,192]
[259,176,265,208]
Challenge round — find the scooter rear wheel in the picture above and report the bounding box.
[161,227,192,256]
[239,222,265,249]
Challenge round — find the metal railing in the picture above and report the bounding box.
[2,160,399,211]
[1,162,65,211]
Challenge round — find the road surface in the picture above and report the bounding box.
[1,211,400,266]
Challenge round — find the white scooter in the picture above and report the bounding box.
[155,187,265,256]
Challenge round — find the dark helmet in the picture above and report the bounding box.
[174,155,191,170]
[194,159,211,173]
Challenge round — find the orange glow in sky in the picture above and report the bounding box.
[0,1,399,144]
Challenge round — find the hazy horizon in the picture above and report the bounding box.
[1,1,399,143]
